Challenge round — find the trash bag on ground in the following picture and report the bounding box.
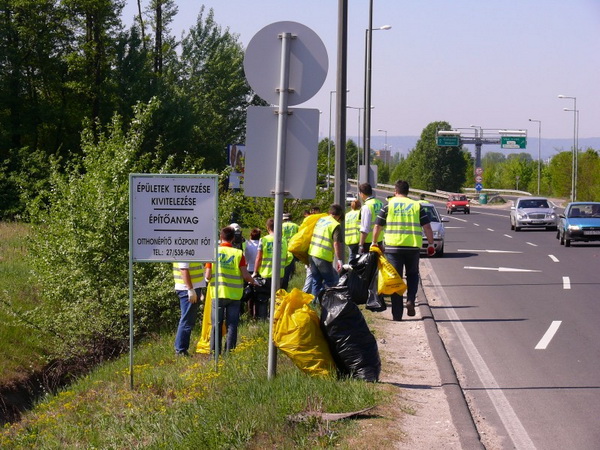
[273,288,335,377]
[337,251,379,305]
[319,286,381,382]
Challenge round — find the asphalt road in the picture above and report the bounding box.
[423,202,600,449]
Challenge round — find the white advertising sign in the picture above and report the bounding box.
[130,174,218,262]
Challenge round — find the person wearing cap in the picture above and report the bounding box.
[281,213,299,290]
[308,203,344,297]
[372,180,435,321]
[173,262,206,356]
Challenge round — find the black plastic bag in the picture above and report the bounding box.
[319,287,381,382]
[337,251,379,305]
[365,273,387,312]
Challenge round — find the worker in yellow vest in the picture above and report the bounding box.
[345,198,361,262]
[173,262,206,356]
[372,180,435,321]
[253,218,288,319]
[358,183,384,253]
[204,226,257,353]
[308,203,344,297]
[281,213,299,290]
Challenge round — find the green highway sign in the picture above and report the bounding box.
[501,136,527,149]
[437,136,460,147]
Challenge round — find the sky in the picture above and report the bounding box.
[121,1,600,146]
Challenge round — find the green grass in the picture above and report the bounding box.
[1,321,381,448]
[0,222,49,383]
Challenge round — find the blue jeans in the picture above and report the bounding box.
[210,299,242,353]
[385,250,420,320]
[175,288,201,354]
[309,255,339,298]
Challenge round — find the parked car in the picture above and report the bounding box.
[420,202,448,257]
[510,197,558,231]
[558,202,600,247]
[446,194,470,214]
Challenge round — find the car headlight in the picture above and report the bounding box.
[432,231,441,238]
[549,213,556,219]
[568,225,581,231]
[517,213,527,220]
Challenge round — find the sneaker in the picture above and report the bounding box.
[406,300,416,317]
[176,350,190,357]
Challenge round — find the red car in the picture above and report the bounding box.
[446,194,470,214]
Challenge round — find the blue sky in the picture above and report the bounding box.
[122,1,600,142]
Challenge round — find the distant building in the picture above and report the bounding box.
[374,149,392,164]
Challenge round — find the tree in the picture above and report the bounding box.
[576,148,600,201]
[408,121,467,192]
[547,151,572,198]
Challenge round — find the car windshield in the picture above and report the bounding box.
[519,199,549,209]
[569,204,600,218]
[422,206,440,223]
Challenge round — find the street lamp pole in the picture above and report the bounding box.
[558,94,577,202]
[529,119,542,195]
[349,106,373,184]
[328,89,349,189]
[377,128,388,151]
[363,4,391,185]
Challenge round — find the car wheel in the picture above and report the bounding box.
[464,210,467,214]
[565,238,571,247]
[435,245,444,257]
[515,226,521,231]
[467,210,471,214]
[510,221,515,230]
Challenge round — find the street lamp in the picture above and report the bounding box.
[348,105,374,183]
[328,89,349,189]
[363,5,391,185]
[558,94,577,202]
[528,119,542,195]
[563,107,580,201]
[377,128,388,151]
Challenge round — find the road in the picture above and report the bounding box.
[421,201,600,449]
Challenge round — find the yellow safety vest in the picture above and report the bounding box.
[211,246,244,300]
[258,234,288,279]
[345,209,361,245]
[282,221,299,241]
[365,197,384,243]
[172,263,203,288]
[384,197,422,248]
[308,216,339,262]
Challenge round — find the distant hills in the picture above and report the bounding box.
[356,136,600,161]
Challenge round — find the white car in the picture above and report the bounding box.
[510,197,558,231]
[420,202,448,257]
[346,191,358,205]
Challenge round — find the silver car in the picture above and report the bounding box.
[510,197,558,231]
[420,202,448,257]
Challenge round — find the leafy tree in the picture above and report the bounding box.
[408,121,467,192]
[547,151,572,198]
[576,148,600,201]
[28,100,180,358]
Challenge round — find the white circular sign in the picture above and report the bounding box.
[244,21,328,106]
[475,167,483,175]
[475,175,483,183]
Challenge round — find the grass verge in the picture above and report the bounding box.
[1,321,383,448]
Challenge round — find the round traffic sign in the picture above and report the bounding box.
[475,175,483,183]
[475,167,483,176]
[244,21,328,106]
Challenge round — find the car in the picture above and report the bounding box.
[510,197,558,231]
[346,191,358,205]
[557,202,600,247]
[446,194,470,214]
[420,202,448,257]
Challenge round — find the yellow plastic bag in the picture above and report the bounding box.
[287,213,327,265]
[273,288,335,376]
[195,283,225,354]
[370,246,407,296]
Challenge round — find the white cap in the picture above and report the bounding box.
[230,223,241,232]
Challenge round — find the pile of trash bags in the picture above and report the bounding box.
[274,250,406,383]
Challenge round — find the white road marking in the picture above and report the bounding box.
[458,249,523,254]
[445,226,464,229]
[464,266,541,273]
[549,255,559,263]
[450,216,468,223]
[487,228,495,232]
[526,242,537,247]
[473,223,480,227]
[535,321,562,350]
[422,260,536,449]
[562,277,571,289]
[504,234,513,238]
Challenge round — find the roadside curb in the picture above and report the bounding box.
[417,281,485,450]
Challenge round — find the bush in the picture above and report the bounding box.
[27,100,181,359]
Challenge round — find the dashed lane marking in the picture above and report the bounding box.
[549,255,559,262]
[535,321,562,350]
[563,277,571,289]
